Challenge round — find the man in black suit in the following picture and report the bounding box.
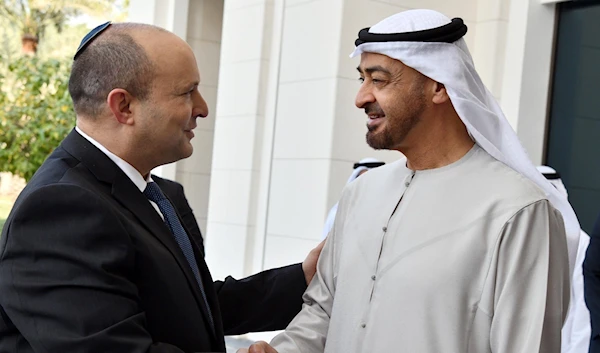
[0,22,322,352]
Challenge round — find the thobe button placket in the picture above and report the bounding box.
[361,323,367,328]
[371,275,376,280]
[382,226,387,232]
[404,172,415,187]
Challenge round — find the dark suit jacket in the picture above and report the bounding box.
[155,177,206,255]
[0,130,307,353]
[585,214,600,352]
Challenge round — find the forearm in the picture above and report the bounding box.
[270,237,337,353]
[216,263,307,335]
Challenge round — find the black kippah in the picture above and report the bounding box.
[74,21,112,60]
[355,17,468,47]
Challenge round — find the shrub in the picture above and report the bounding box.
[0,56,74,181]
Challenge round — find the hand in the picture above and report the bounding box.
[302,239,326,285]
[236,340,278,353]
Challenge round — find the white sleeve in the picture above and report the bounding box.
[490,200,570,353]
[269,231,336,353]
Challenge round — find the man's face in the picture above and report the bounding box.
[136,35,208,166]
[355,52,427,150]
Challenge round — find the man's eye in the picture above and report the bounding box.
[358,77,365,83]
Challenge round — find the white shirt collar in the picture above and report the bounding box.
[75,126,152,192]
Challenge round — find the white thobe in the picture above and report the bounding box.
[562,231,591,353]
[271,144,570,353]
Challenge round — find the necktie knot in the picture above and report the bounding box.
[144,182,166,203]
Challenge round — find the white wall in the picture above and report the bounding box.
[205,0,279,280]
[501,0,558,164]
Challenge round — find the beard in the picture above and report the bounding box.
[366,85,426,150]
[366,110,422,150]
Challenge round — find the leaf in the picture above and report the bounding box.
[0,55,74,181]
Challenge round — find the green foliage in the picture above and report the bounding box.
[0,55,74,181]
[0,0,129,181]
[0,0,116,40]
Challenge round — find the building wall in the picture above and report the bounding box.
[501,0,558,164]
[204,0,279,279]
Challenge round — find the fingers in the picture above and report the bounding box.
[243,341,278,353]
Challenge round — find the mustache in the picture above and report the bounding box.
[364,103,385,116]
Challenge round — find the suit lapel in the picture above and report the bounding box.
[61,130,217,338]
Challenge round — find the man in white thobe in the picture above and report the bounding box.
[239,9,580,353]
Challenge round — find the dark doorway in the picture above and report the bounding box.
[546,0,600,233]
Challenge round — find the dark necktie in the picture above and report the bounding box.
[143,182,214,330]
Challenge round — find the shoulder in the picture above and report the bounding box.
[1,183,129,264]
[8,183,117,229]
[343,156,409,197]
[465,146,547,206]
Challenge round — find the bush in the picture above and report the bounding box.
[0,56,74,181]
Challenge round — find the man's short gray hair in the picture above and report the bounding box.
[68,23,168,118]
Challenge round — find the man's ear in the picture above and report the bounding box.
[431,82,450,105]
[107,88,135,125]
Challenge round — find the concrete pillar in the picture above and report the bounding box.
[205,0,278,279]
[501,0,558,164]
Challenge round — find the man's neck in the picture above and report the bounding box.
[399,112,475,171]
[76,123,152,177]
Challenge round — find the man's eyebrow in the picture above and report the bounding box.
[357,65,392,75]
[177,81,199,92]
[366,65,392,75]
